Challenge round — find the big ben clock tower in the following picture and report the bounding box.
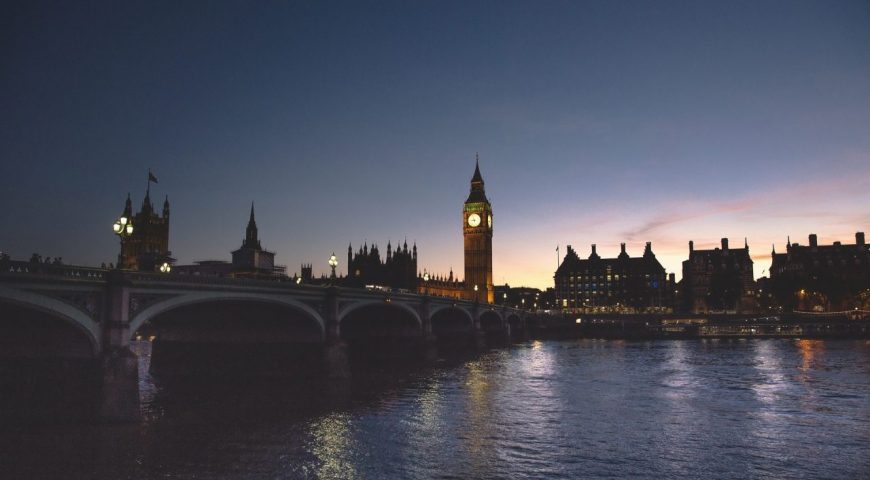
[463,156,494,303]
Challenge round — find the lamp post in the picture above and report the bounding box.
[423,271,430,295]
[112,215,134,269]
[328,253,338,280]
[159,262,171,273]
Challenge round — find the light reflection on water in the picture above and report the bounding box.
[2,339,869,479]
[308,412,357,480]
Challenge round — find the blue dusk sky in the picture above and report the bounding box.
[1,0,869,288]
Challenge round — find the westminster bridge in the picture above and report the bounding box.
[0,261,527,423]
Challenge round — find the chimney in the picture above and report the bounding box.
[620,243,626,254]
[591,244,597,255]
[689,240,694,253]
[857,232,865,246]
[809,234,818,248]
[721,238,729,250]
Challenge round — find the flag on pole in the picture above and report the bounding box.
[148,170,159,184]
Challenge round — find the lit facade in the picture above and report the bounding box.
[555,242,675,313]
[463,159,494,303]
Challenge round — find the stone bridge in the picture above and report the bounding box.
[0,261,526,422]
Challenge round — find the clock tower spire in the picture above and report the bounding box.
[463,154,494,303]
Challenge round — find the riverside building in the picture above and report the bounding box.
[554,243,675,314]
[769,232,869,311]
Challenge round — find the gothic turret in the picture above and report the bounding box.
[162,195,170,218]
[123,193,133,218]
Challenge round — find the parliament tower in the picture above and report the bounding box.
[119,190,171,271]
[463,156,494,303]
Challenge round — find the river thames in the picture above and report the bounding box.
[2,338,869,479]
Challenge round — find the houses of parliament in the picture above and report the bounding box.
[118,160,497,304]
[340,159,496,303]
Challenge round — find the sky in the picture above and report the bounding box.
[1,0,869,289]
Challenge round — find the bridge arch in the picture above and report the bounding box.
[0,285,100,355]
[338,300,422,329]
[429,305,475,337]
[429,304,474,323]
[337,300,423,343]
[478,310,505,334]
[129,291,326,341]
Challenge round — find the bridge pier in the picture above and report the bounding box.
[323,287,350,379]
[98,272,140,423]
[97,347,139,422]
[323,340,350,380]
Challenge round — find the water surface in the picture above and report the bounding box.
[2,339,869,479]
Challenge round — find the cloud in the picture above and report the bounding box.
[621,173,870,240]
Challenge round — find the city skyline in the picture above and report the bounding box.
[2,1,869,289]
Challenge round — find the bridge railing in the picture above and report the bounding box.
[0,259,526,314]
[0,260,108,281]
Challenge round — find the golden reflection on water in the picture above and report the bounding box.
[308,411,357,480]
[797,339,824,375]
[464,360,495,469]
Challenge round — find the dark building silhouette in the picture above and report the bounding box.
[118,190,172,271]
[681,238,755,313]
[175,203,285,279]
[555,242,674,313]
[300,264,313,283]
[769,232,869,311]
[344,240,418,291]
[231,203,283,278]
[463,158,494,303]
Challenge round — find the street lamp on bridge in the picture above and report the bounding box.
[328,253,338,280]
[112,215,133,269]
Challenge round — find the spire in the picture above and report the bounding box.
[163,195,170,217]
[123,193,133,217]
[466,154,488,203]
[744,237,749,250]
[243,202,259,249]
[471,154,484,184]
[771,243,776,255]
[141,187,153,213]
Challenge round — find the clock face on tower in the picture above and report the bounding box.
[467,213,481,227]
[488,214,492,228]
